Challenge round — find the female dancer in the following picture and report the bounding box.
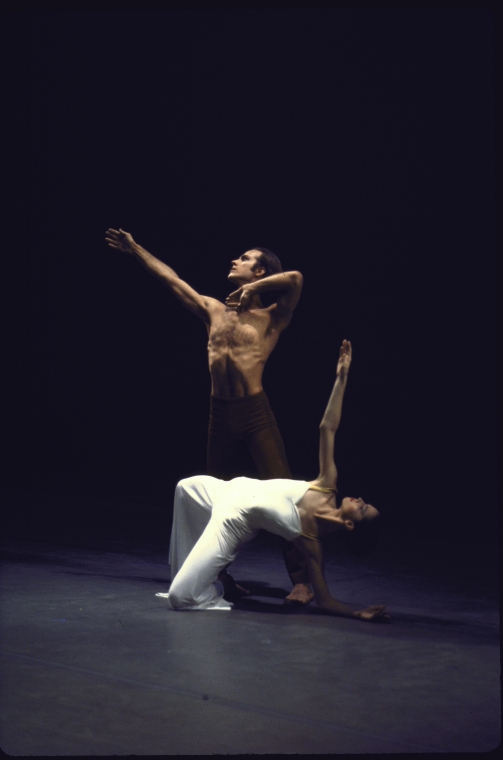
[160,340,389,622]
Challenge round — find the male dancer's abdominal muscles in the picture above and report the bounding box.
[208,352,266,398]
[208,335,266,369]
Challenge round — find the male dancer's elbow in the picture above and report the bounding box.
[289,271,303,288]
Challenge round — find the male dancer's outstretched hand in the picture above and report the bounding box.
[106,228,135,254]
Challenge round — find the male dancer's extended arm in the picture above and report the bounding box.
[106,228,214,323]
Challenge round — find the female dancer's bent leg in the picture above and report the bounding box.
[167,475,242,610]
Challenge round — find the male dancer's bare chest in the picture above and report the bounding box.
[208,308,274,356]
[206,308,278,396]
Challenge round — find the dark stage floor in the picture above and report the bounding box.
[0,502,500,755]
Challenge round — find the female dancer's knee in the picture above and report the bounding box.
[167,582,191,610]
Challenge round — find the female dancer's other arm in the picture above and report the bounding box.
[293,536,389,622]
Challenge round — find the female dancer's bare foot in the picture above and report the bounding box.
[284,583,314,606]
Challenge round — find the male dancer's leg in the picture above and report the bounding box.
[207,431,246,481]
[246,423,291,479]
[207,396,251,481]
[246,423,312,595]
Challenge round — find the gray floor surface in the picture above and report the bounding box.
[0,532,500,755]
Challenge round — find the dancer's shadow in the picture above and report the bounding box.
[232,597,306,614]
[230,581,313,614]
[235,580,288,600]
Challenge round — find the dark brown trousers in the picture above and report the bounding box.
[207,392,308,585]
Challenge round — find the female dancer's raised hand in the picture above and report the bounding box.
[336,339,352,376]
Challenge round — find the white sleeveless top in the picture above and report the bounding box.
[211,476,310,543]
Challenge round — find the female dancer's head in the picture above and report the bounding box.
[339,497,379,527]
[338,497,381,556]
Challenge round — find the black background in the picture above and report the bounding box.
[1,9,497,547]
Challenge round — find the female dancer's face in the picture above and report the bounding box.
[340,497,379,524]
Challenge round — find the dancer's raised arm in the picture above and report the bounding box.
[315,340,352,489]
[293,338,389,621]
[105,228,216,324]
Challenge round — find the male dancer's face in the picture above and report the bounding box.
[228,250,265,286]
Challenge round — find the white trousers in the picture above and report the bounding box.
[167,476,258,610]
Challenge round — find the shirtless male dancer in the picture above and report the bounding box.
[105,228,311,604]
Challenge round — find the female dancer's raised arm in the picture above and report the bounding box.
[313,339,352,490]
[293,340,389,622]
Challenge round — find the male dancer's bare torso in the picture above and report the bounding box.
[205,300,282,397]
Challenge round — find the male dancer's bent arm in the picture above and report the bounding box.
[226,270,303,325]
[106,228,213,323]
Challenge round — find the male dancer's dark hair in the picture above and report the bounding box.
[253,247,283,276]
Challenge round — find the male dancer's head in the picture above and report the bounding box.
[228,248,282,287]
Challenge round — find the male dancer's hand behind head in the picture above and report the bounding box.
[225,284,255,313]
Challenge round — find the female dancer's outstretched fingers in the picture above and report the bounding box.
[355,605,391,622]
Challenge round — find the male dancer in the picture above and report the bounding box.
[106,228,312,604]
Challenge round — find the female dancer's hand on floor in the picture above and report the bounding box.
[354,605,390,622]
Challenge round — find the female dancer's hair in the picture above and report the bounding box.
[345,513,382,556]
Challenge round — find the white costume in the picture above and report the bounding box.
[164,475,309,610]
